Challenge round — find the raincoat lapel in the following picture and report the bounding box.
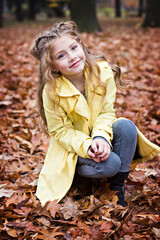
[57,76,90,120]
[84,67,105,128]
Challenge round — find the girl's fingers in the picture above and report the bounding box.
[97,145,111,161]
[88,150,101,162]
[97,142,105,154]
[88,148,102,163]
[100,152,110,161]
[99,146,110,157]
[88,149,95,158]
[89,139,111,162]
[91,140,99,154]
[92,157,101,163]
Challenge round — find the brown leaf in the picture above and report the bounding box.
[47,200,61,218]
[99,221,113,233]
[35,227,64,239]
[79,195,103,217]
[0,188,16,199]
[13,207,31,218]
[13,135,33,150]
[60,197,79,220]
[6,229,18,238]
[36,216,51,227]
[152,227,160,238]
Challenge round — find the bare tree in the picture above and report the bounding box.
[138,0,143,17]
[0,0,3,27]
[115,0,121,18]
[15,0,23,22]
[70,0,101,32]
[28,0,36,20]
[143,0,160,27]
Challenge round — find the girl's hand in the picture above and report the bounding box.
[88,146,101,162]
[87,138,111,162]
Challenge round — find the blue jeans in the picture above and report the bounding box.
[76,119,138,178]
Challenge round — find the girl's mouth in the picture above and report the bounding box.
[70,60,81,68]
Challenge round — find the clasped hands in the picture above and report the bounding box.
[87,138,111,163]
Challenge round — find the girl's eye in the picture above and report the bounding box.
[57,53,65,59]
[72,45,78,50]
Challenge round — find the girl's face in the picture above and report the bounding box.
[51,35,86,81]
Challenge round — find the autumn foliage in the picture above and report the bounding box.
[0,20,160,239]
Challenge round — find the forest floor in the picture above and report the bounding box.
[0,17,160,239]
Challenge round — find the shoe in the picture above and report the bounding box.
[108,171,129,207]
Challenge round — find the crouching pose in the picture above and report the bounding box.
[30,21,160,207]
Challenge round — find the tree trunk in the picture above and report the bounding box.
[7,0,14,11]
[115,0,121,18]
[54,2,65,17]
[138,0,143,17]
[0,0,3,28]
[15,0,23,22]
[70,0,101,33]
[143,0,160,27]
[28,0,36,20]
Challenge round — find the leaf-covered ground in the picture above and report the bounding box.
[0,18,160,239]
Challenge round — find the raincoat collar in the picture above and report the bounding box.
[56,75,82,97]
[55,75,90,121]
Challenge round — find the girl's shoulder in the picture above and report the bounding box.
[42,83,56,101]
[96,60,113,82]
[42,83,59,106]
[97,60,109,68]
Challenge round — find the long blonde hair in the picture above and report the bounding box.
[30,21,125,135]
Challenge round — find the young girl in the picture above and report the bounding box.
[30,21,160,207]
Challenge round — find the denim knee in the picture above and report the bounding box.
[113,119,137,143]
[102,152,121,177]
[76,152,121,178]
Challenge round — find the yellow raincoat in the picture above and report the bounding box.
[36,61,160,206]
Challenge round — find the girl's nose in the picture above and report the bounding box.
[68,52,76,61]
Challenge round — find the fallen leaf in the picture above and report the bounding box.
[35,227,64,239]
[60,197,79,220]
[152,227,160,238]
[47,200,61,218]
[0,189,16,198]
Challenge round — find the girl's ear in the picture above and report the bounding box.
[53,68,59,74]
[53,70,59,74]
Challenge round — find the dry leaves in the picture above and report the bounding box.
[0,19,160,239]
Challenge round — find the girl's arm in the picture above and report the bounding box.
[91,65,116,148]
[43,89,92,158]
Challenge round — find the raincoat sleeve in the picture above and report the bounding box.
[91,64,116,146]
[43,89,92,158]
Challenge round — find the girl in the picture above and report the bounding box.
[30,21,160,207]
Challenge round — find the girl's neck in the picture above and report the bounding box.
[65,73,85,94]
